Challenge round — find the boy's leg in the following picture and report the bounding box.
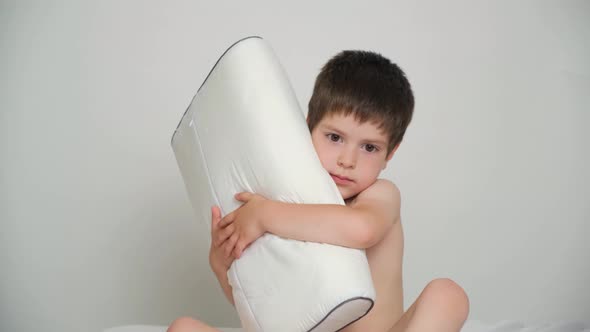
[167,317,222,332]
[389,278,469,332]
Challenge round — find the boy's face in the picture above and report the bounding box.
[310,112,397,200]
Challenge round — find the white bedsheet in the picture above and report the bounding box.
[104,326,242,332]
[105,320,589,332]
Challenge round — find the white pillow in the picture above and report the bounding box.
[171,36,375,332]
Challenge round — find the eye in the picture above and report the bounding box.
[363,144,379,153]
[327,133,341,142]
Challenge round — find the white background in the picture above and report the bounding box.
[1,1,588,331]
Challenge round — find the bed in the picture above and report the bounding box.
[104,320,590,332]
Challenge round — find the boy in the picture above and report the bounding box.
[169,50,469,332]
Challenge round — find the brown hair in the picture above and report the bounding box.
[307,50,414,154]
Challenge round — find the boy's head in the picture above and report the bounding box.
[307,50,414,199]
[307,50,414,154]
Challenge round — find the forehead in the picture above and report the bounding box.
[317,113,388,142]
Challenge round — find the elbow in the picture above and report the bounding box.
[351,219,381,249]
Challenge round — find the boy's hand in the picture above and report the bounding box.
[208,206,236,274]
[219,192,268,259]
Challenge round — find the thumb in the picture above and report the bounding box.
[211,206,221,224]
[235,192,252,202]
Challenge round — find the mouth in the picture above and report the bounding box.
[330,173,353,184]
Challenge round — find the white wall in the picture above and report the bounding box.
[1,1,588,331]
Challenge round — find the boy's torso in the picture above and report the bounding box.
[341,180,405,332]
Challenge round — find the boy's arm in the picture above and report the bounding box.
[222,179,400,257]
[209,206,236,306]
[210,258,234,306]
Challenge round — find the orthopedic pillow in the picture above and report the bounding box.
[171,37,375,332]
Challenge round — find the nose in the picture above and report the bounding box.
[337,147,357,169]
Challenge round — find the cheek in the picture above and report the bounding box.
[313,142,335,168]
[310,133,321,153]
[359,156,384,174]
[315,145,331,167]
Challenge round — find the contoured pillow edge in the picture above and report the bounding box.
[171,36,375,332]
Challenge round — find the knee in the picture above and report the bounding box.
[167,316,207,332]
[423,278,470,321]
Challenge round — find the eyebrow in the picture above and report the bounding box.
[320,124,388,146]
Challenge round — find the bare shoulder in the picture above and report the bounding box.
[354,179,400,207]
[350,179,401,224]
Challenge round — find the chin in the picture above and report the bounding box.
[339,188,359,201]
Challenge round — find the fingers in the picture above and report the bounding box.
[210,206,221,240]
[233,239,252,259]
[214,223,234,247]
[233,244,242,259]
[212,206,221,221]
[211,206,221,230]
[219,211,235,228]
[224,233,239,258]
[234,192,252,202]
[211,206,233,248]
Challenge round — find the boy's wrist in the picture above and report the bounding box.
[209,252,226,275]
[259,199,277,233]
[212,261,229,279]
[212,263,224,277]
